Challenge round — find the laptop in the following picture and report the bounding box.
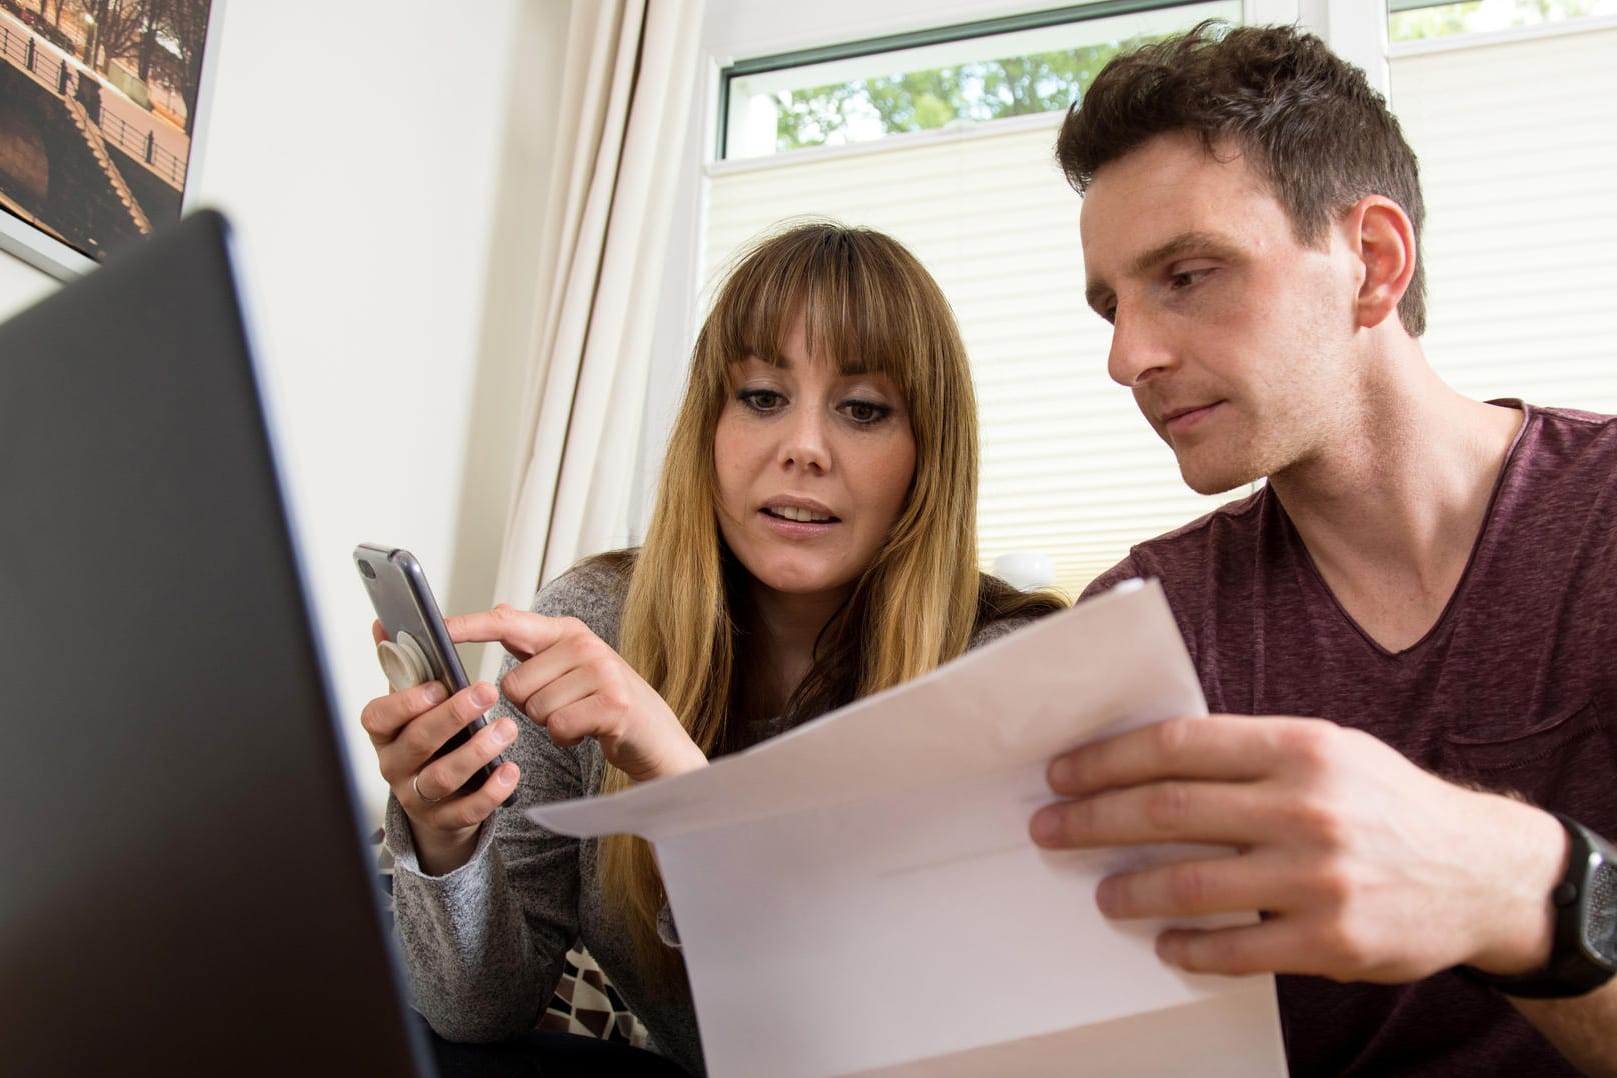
[0,211,435,1076]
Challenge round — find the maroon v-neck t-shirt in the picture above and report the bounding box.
[1086,401,1617,1076]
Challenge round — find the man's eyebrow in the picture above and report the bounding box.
[1083,277,1114,314]
[1085,231,1235,311]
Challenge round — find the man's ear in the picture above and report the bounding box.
[1345,196,1416,330]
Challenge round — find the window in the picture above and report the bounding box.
[705,1,1239,599]
[697,3,1617,599]
[1390,0,1617,43]
[721,2,1234,159]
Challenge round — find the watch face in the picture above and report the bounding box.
[1589,859,1617,966]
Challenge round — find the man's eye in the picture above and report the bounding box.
[737,389,784,412]
[1169,268,1212,291]
[843,399,891,424]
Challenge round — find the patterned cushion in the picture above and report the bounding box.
[373,829,647,1045]
[538,945,649,1045]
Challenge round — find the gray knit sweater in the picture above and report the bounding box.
[385,557,1033,1077]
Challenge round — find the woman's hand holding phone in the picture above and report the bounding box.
[359,619,522,876]
[450,605,708,784]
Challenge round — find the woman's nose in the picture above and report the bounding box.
[779,406,831,472]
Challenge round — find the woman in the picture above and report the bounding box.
[361,221,1065,1077]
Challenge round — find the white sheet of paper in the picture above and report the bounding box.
[529,580,1288,1078]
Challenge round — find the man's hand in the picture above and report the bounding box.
[1029,714,1567,983]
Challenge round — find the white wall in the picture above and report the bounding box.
[186,0,569,822]
[0,246,54,318]
[0,0,571,822]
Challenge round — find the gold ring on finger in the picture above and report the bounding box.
[412,771,447,804]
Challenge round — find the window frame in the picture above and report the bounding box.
[715,0,1210,161]
[630,0,1377,547]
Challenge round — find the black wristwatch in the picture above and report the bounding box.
[1461,813,1617,999]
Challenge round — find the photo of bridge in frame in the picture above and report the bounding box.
[0,0,214,278]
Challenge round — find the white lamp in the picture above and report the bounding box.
[992,551,1056,591]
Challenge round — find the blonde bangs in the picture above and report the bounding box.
[702,223,938,399]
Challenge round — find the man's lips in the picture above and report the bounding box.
[1160,401,1222,436]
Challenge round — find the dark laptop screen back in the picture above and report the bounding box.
[0,211,432,1076]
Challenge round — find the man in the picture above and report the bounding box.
[1028,22,1616,1076]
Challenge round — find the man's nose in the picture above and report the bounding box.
[1106,307,1175,388]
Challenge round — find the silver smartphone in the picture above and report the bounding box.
[353,543,504,791]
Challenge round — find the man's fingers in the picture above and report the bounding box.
[1093,847,1311,920]
[1154,912,1410,983]
[1031,779,1284,849]
[1046,714,1338,796]
[1153,919,1309,977]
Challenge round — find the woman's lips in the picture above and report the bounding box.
[764,504,836,524]
[759,508,838,537]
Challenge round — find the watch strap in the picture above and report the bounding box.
[1460,812,1617,1000]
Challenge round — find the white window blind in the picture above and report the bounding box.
[702,21,1617,599]
[1390,23,1617,413]
[706,117,1234,599]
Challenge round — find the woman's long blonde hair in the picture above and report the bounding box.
[598,221,1044,971]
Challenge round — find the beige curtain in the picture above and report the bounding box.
[485,0,704,668]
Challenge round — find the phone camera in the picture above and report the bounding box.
[357,559,376,579]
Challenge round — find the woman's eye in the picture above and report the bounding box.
[737,388,785,413]
[842,399,891,425]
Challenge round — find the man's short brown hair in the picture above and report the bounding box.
[1057,21,1427,335]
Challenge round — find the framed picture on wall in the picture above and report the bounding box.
[0,0,217,280]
